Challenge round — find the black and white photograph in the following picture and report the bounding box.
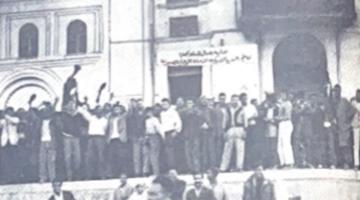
[0,0,359,199]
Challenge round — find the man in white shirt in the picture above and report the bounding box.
[78,105,108,179]
[160,98,182,170]
[38,103,57,183]
[240,93,259,170]
[0,107,20,184]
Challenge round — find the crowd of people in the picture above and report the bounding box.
[49,167,274,200]
[0,64,359,186]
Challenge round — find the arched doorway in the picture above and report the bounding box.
[0,68,62,109]
[273,34,329,95]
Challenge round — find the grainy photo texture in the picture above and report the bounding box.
[0,0,358,200]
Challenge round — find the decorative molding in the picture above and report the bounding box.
[157,0,212,10]
[1,5,103,58]
[54,6,103,54]
[5,16,11,58]
[45,13,52,56]
[0,53,102,71]
[53,6,102,17]
[98,7,104,53]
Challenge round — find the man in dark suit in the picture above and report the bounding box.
[185,174,216,200]
[48,180,76,200]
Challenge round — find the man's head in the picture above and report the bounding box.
[240,93,248,106]
[103,103,112,115]
[356,89,360,102]
[193,174,204,190]
[208,98,215,108]
[161,98,171,111]
[145,107,155,118]
[230,95,239,108]
[5,107,15,116]
[218,93,226,105]
[186,99,195,110]
[332,84,342,100]
[148,175,174,200]
[254,166,265,181]
[137,99,144,109]
[168,169,178,182]
[176,97,185,108]
[207,167,219,183]
[199,96,208,107]
[52,181,63,195]
[40,102,54,119]
[278,91,288,102]
[92,105,103,118]
[250,99,258,107]
[135,184,146,195]
[130,98,137,109]
[113,104,125,116]
[120,174,128,186]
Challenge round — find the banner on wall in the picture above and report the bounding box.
[158,45,258,67]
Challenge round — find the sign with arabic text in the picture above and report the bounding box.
[158,45,257,67]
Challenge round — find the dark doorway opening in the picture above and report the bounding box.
[168,67,202,103]
[273,34,329,96]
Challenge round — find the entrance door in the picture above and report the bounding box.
[168,67,202,103]
[273,34,329,95]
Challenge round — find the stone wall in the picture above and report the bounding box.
[0,169,359,200]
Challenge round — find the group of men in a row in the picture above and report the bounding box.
[49,167,275,200]
[1,64,360,185]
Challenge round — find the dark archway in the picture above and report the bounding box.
[273,34,329,95]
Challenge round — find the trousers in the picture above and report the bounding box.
[220,127,246,171]
[39,142,56,182]
[277,120,294,166]
[143,134,161,175]
[85,136,106,179]
[354,128,360,167]
[164,131,177,170]
[132,137,143,176]
[200,131,217,171]
[185,138,201,173]
[63,136,81,181]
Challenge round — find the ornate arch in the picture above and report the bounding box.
[0,68,63,108]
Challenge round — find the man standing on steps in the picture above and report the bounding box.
[331,85,355,168]
[160,98,182,171]
[62,64,81,109]
[220,94,246,172]
[351,89,360,169]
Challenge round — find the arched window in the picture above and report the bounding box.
[67,20,87,55]
[19,23,39,58]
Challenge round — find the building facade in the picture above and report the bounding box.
[0,0,359,109]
